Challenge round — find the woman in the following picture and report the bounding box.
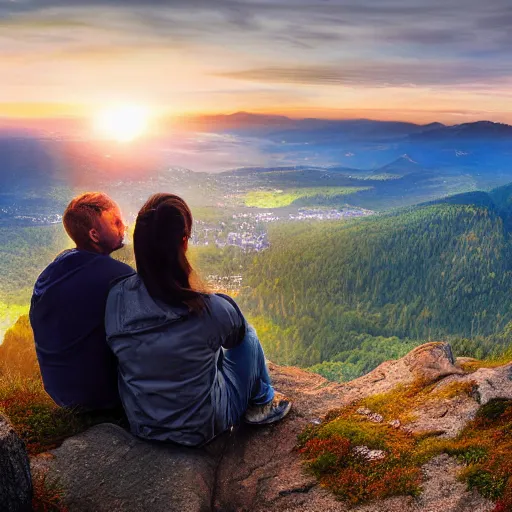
[105,193,291,447]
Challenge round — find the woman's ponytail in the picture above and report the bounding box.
[133,193,206,313]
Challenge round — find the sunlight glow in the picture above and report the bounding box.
[94,105,150,142]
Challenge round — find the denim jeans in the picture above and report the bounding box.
[214,326,275,430]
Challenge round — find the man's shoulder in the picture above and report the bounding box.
[94,256,135,283]
[99,256,134,273]
[107,270,138,292]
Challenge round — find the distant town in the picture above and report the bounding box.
[0,204,62,226]
[191,207,374,252]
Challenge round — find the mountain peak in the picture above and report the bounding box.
[372,154,422,176]
[399,153,417,163]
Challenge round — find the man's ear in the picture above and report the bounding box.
[89,228,100,244]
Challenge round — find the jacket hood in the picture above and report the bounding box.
[33,249,104,298]
[105,274,188,338]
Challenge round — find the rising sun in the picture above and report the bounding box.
[94,105,150,142]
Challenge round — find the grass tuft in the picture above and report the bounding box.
[32,468,68,512]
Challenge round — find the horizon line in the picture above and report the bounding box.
[0,108,510,129]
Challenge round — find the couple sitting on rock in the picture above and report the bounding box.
[29,192,291,447]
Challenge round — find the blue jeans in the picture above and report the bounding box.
[214,326,275,431]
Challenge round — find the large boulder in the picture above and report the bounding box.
[406,362,512,437]
[0,414,32,512]
[461,363,512,405]
[40,423,218,512]
[339,342,465,405]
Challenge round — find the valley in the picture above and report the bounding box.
[2,116,512,381]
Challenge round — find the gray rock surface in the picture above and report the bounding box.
[0,413,32,512]
[405,362,512,437]
[405,394,479,438]
[414,454,492,512]
[43,423,217,512]
[214,343,503,511]
[463,364,512,405]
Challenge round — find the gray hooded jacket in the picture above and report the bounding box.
[105,274,246,446]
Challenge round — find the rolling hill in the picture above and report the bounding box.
[237,183,512,376]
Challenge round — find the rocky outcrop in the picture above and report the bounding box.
[456,363,512,405]
[0,414,32,512]
[405,359,512,438]
[338,342,466,405]
[32,342,511,511]
[33,423,217,512]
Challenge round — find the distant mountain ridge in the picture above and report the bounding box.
[2,113,512,204]
[411,120,512,141]
[3,112,510,143]
[183,111,512,141]
[180,114,512,170]
[182,112,441,141]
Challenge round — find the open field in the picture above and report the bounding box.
[244,186,372,208]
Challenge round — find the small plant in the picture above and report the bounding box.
[32,469,68,512]
[0,379,85,454]
[476,399,511,421]
[429,380,477,401]
[458,352,512,374]
[297,414,421,504]
[0,372,124,455]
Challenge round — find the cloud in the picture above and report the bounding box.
[0,0,511,66]
[217,61,512,88]
[1,0,511,46]
[2,0,512,115]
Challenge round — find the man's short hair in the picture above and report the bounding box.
[63,192,117,246]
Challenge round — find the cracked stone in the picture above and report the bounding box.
[356,408,384,423]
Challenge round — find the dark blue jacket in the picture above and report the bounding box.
[30,249,134,410]
[105,274,246,446]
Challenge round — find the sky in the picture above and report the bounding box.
[1,0,512,124]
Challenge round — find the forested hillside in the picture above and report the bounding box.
[238,188,512,374]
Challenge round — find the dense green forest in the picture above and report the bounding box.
[238,186,512,374]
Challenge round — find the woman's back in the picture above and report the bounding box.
[105,273,246,446]
[106,192,290,446]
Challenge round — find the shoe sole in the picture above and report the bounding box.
[244,401,292,425]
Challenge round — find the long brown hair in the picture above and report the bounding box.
[133,193,206,313]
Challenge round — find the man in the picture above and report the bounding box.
[30,192,134,411]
